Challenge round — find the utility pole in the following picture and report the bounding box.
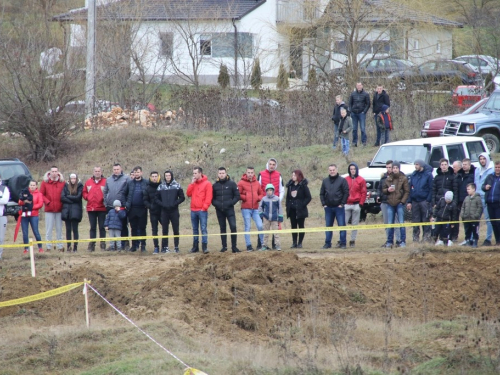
[85,0,96,119]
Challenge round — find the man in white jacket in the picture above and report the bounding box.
[0,174,11,260]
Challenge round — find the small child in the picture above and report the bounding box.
[376,105,393,145]
[104,200,127,251]
[337,107,352,156]
[259,184,284,251]
[460,183,483,247]
[431,191,457,246]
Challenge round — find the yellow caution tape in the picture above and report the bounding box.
[184,369,209,375]
[0,282,84,308]
[4,219,496,247]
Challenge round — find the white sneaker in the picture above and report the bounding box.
[435,240,444,246]
[459,240,468,246]
[447,240,453,247]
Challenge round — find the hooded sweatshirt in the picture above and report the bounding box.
[258,158,284,201]
[346,163,367,205]
[408,162,433,203]
[474,152,493,199]
[155,172,185,211]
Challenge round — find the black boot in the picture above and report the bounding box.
[189,241,199,253]
[73,244,78,252]
[232,247,241,253]
[202,243,209,254]
[67,244,72,252]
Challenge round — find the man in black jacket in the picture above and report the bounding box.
[145,171,162,254]
[155,170,185,253]
[432,158,456,206]
[372,85,390,146]
[125,166,149,252]
[348,82,370,147]
[320,164,349,249]
[212,167,241,253]
[331,95,348,149]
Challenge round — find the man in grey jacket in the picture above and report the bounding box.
[104,163,130,250]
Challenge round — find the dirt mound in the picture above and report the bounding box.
[2,250,500,339]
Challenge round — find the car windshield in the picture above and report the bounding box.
[483,93,500,111]
[0,164,28,180]
[372,145,428,165]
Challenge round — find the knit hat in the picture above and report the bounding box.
[392,161,401,169]
[70,173,77,179]
[381,104,389,112]
[113,200,121,207]
[414,159,425,167]
[445,191,453,201]
[265,183,275,191]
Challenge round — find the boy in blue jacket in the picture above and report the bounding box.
[104,200,127,251]
[259,184,283,251]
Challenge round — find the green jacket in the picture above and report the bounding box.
[460,193,483,221]
[336,116,352,139]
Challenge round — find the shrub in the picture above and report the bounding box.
[251,58,262,90]
[218,64,230,89]
[277,63,289,90]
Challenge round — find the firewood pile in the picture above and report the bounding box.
[83,107,184,129]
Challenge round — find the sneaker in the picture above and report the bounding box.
[130,247,137,252]
[447,240,453,247]
[297,244,303,248]
[459,240,468,246]
[39,248,44,253]
[153,247,159,254]
[290,243,297,248]
[162,247,170,253]
[46,248,51,252]
[399,242,406,248]
[116,247,122,252]
[435,240,444,246]
[259,246,268,251]
[395,240,401,248]
[246,245,254,251]
[220,247,228,253]
[106,246,114,251]
[275,247,281,251]
[272,245,277,250]
[100,242,106,250]
[232,247,241,253]
[481,240,492,247]
[23,249,28,254]
[123,243,131,252]
[322,243,332,249]
[335,242,346,249]
[383,243,393,248]
[174,247,180,253]
[141,247,147,253]
[349,240,355,248]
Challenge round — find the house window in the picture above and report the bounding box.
[200,36,212,56]
[210,33,253,58]
[413,39,419,50]
[159,32,173,57]
[436,41,441,54]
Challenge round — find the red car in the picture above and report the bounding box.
[421,97,488,137]
[452,85,485,108]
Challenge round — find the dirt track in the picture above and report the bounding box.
[2,248,500,341]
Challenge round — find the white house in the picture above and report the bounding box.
[53,0,291,85]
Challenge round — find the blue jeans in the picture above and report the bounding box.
[21,216,43,250]
[191,210,208,244]
[374,114,381,144]
[333,123,339,148]
[351,112,366,145]
[387,204,406,244]
[324,206,346,245]
[482,197,493,241]
[241,208,264,246]
[341,137,350,155]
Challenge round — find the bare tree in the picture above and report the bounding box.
[0,1,83,161]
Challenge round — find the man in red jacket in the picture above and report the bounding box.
[345,163,367,247]
[40,166,65,251]
[238,167,265,251]
[186,166,213,254]
[83,166,107,251]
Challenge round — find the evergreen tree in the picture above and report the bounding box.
[217,64,230,89]
[251,58,262,90]
[308,67,317,90]
[277,62,289,90]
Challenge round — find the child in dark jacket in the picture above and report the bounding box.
[259,184,283,251]
[104,200,127,251]
[375,105,393,145]
[460,183,483,247]
[431,191,458,246]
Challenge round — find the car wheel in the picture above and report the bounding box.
[481,133,500,153]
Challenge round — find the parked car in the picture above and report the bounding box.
[0,159,32,218]
[452,85,485,108]
[421,97,488,138]
[348,136,490,220]
[389,59,480,88]
[454,55,499,76]
[443,89,500,152]
[331,57,414,80]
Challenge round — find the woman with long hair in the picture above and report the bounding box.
[61,173,83,252]
[285,169,312,248]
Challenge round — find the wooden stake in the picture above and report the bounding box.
[84,279,90,328]
[29,237,35,277]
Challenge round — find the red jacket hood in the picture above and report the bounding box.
[43,171,64,183]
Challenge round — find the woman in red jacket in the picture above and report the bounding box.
[19,180,44,253]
